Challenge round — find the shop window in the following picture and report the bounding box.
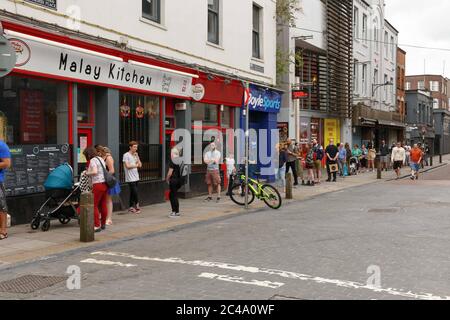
[77,86,94,125]
[119,92,161,182]
[221,106,232,128]
[0,76,67,145]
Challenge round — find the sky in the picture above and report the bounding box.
[385,0,450,78]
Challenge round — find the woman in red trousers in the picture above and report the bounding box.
[83,147,108,233]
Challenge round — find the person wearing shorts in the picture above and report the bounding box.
[0,140,11,240]
[409,144,423,181]
[379,140,389,171]
[204,142,222,202]
[391,142,406,180]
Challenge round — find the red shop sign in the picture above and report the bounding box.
[192,75,244,107]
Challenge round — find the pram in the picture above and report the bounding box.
[31,164,80,232]
[349,157,359,176]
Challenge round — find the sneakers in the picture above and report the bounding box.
[169,212,181,218]
[94,227,102,233]
[216,197,221,203]
[128,207,137,214]
[205,197,213,202]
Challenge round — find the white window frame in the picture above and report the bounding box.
[207,0,221,45]
[252,3,263,59]
[142,0,162,24]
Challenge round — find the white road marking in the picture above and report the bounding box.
[198,273,284,289]
[91,251,450,300]
[80,258,137,268]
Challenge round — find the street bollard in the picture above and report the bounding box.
[80,192,94,243]
[377,159,382,180]
[440,154,442,164]
[286,172,293,200]
[430,156,433,167]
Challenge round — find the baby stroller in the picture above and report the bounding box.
[349,157,359,176]
[31,164,80,232]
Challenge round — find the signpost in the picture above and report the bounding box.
[244,82,250,210]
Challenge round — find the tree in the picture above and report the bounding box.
[275,0,302,86]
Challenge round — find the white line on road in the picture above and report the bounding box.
[91,251,450,300]
[80,258,137,268]
[198,273,284,289]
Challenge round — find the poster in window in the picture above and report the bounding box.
[20,90,45,144]
[136,99,145,119]
[120,97,130,118]
[310,118,321,144]
[277,122,289,142]
[300,118,309,145]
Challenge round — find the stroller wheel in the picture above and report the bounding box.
[31,218,40,230]
[59,217,71,225]
[41,220,51,232]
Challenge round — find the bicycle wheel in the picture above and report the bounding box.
[230,184,255,206]
[261,185,282,210]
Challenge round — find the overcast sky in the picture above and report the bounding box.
[385,0,450,78]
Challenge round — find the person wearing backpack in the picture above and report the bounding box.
[312,139,324,184]
[166,147,183,218]
[305,143,315,186]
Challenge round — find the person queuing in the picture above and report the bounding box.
[338,143,347,177]
[379,140,389,172]
[0,140,11,240]
[286,140,299,187]
[305,143,315,186]
[83,147,108,233]
[325,139,339,182]
[312,139,324,184]
[391,142,406,180]
[368,143,377,172]
[123,141,142,214]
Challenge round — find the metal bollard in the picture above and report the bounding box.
[80,192,95,243]
[430,156,433,167]
[377,158,382,180]
[286,172,293,200]
[440,154,443,164]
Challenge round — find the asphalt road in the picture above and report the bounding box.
[0,165,449,301]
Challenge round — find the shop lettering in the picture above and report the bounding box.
[59,53,101,80]
[108,64,152,86]
[248,94,281,111]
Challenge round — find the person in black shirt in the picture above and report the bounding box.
[325,139,339,182]
[379,140,389,172]
[166,147,183,218]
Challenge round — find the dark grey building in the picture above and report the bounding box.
[433,109,450,155]
[405,90,435,153]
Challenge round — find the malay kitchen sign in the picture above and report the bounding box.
[8,35,193,98]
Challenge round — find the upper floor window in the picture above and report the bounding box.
[208,0,220,44]
[353,7,359,39]
[406,82,411,90]
[252,4,262,59]
[433,98,440,109]
[142,0,161,24]
[390,36,395,59]
[384,32,389,56]
[418,80,425,90]
[430,81,439,92]
[362,14,368,44]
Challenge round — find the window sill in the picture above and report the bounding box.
[251,57,265,64]
[139,17,167,31]
[206,41,224,51]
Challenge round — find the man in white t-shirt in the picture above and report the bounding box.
[391,142,406,180]
[204,142,222,202]
[123,141,142,214]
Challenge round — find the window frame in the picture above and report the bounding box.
[207,0,220,45]
[252,4,262,59]
[142,0,161,24]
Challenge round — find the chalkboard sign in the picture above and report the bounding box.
[4,144,70,196]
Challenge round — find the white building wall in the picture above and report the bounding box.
[0,0,277,86]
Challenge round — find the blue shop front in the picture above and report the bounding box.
[241,84,282,181]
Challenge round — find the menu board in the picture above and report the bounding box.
[4,144,70,196]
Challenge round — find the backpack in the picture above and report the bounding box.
[179,162,188,185]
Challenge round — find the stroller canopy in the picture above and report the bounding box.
[44,164,74,191]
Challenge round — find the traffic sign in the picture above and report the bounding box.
[244,86,251,106]
[0,35,16,78]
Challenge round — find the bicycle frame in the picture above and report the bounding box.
[238,175,272,200]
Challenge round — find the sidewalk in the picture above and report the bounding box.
[1,155,449,267]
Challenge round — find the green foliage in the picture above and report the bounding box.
[276,0,302,28]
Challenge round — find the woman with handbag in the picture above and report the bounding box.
[83,147,108,233]
[96,146,120,226]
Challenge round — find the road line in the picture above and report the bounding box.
[91,251,450,300]
[80,258,137,268]
[198,273,284,289]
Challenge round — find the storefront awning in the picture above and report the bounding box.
[377,120,407,129]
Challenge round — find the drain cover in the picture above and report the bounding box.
[0,275,67,294]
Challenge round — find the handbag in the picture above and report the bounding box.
[329,164,339,173]
[96,157,117,189]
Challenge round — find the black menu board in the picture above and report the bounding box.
[4,144,70,196]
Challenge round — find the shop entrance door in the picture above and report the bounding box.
[77,128,92,173]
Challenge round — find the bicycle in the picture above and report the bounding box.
[229,171,282,210]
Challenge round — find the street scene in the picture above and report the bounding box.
[0,0,450,305]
